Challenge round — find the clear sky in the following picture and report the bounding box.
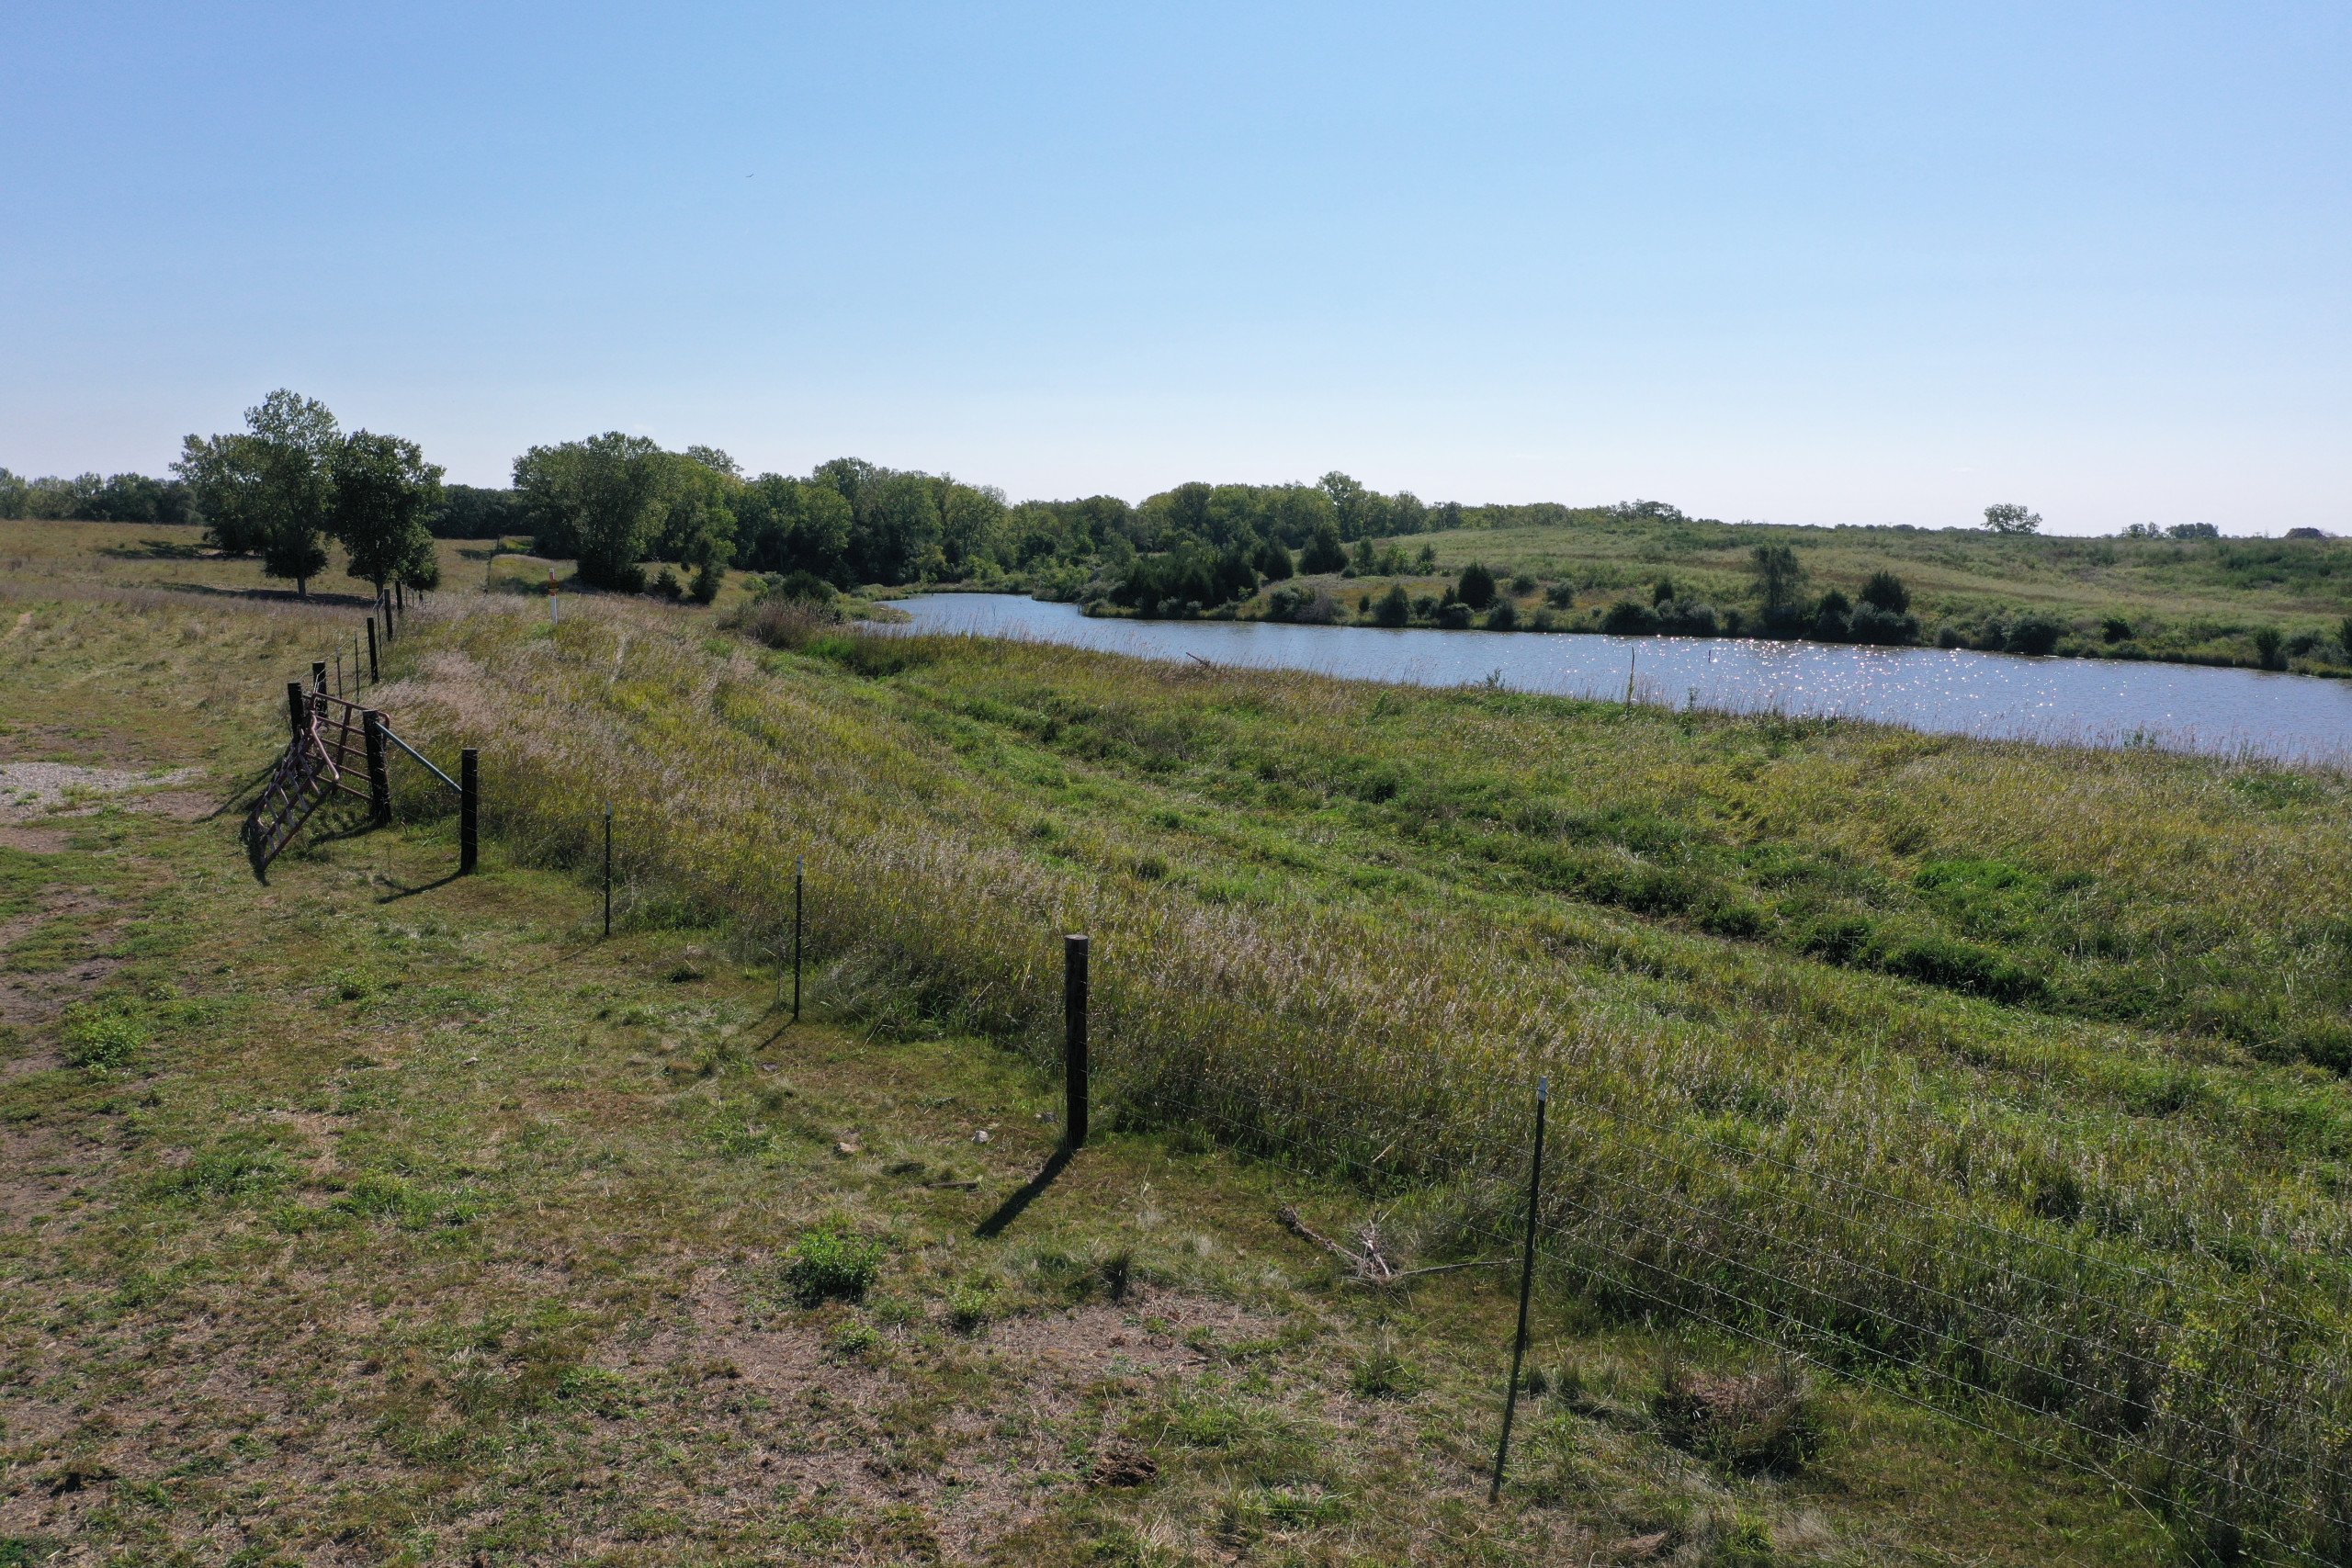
[5,2,2346,533]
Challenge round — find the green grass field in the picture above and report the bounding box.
[1254,514,2352,673]
[5,519,2346,1563]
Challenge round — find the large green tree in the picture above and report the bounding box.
[175,390,340,594]
[329,431,445,595]
[1749,543,1808,628]
[513,433,669,590]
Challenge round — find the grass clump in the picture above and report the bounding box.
[1346,1334,1423,1400]
[784,1221,886,1305]
[61,1001,147,1072]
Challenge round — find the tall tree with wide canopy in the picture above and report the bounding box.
[329,431,445,595]
[513,433,670,589]
[174,390,340,594]
[175,389,342,592]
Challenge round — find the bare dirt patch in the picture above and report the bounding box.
[0,888,123,1033]
[0,825,74,853]
[131,790,219,823]
[0,761,199,823]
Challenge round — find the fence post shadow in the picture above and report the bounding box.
[975,1143,1075,1239]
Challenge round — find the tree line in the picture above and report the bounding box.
[2,393,2308,612]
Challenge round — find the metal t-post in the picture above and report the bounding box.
[1489,1075,1551,1502]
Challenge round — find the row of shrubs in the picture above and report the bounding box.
[1251,570,2352,669]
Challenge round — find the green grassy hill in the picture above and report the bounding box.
[1292,514,2352,672]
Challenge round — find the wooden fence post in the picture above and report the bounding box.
[1064,934,1090,1147]
[367,616,379,682]
[362,712,390,823]
[287,682,306,743]
[459,748,479,874]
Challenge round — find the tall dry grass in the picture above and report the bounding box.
[377,595,2352,1560]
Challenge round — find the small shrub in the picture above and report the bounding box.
[2253,627,2286,671]
[785,1223,886,1305]
[62,1003,146,1072]
[2101,615,2134,643]
[2006,614,2064,656]
[1486,600,1519,632]
[1859,570,1910,614]
[1372,584,1410,627]
[946,1278,997,1333]
[760,569,837,605]
[1935,625,1966,649]
[1848,604,1917,645]
[1544,581,1576,608]
[1811,589,1852,642]
[1601,600,1660,636]
[1434,603,1473,630]
[1657,599,1720,637]
[1456,562,1498,610]
[1510,571,1536,593]
[651,566,683,601]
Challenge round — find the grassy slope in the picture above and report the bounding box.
[1287,517,2352,671]
[0,547,2175,1562]
[318,596,2352,1549]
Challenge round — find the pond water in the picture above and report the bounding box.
[886,594,2352,766]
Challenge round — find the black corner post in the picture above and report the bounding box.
[363,711,390,824]
[602,805,613,938]
[792,855,805,1021]
[458,748,480,874]
[1489,1074,1551,1503]
[287,681,307,742]
[395,581,405,617]
[367,616,380,682]
[1063,934,1091,1147]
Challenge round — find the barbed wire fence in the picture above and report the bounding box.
[1104,1051,2352,1565]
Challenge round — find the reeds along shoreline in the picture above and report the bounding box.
[382,596,2352,1558]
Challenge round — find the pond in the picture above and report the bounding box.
[886,594,2352,766]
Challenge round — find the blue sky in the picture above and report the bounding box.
[5,2,2346,532]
